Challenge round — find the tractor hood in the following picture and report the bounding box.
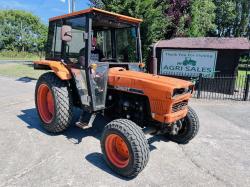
[108,67,193,99]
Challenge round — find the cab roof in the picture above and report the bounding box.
[49,7,143,24]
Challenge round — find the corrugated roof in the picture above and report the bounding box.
[156,37,250,50]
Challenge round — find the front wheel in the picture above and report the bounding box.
[35,72,73,133]
[166,106,199,144]
[101,119,150,178]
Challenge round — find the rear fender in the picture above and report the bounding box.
[34,60,72,80]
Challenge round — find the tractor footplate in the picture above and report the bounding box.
[76,113,97,129]
[75,121,89,129]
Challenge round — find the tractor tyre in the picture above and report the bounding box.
[101,119,150,178]
[166,106,199,144]
[35,72,73,133]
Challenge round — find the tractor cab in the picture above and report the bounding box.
[44,8,143,112]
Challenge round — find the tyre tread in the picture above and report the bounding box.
[101,119,149,178]
[167,106,199,144]
[35,72,73,133]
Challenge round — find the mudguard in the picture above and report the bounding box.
[34,60,72,80]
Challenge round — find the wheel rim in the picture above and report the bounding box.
[105,134,130,168]
[37,84,55,123]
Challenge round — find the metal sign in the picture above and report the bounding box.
[160,49,218,77]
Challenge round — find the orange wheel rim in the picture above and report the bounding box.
[105,134,130,168]
[37,84,55,123]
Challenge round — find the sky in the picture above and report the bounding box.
[0,0,89,23]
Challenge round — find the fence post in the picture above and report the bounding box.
[197,73,202,99]
[243,75,250,101]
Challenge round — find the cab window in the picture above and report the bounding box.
[64,16,86,61]
[96,30,112,60]
[46,20,62,59]
[116,27,138,62]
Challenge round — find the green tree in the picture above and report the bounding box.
[213,0,250,37]
[159,0,191,38]
[0,10,47,52]
[89,0,169,58]
[188,0,216,37]
[233,0,249,37]
[214,0,237,37]
[90,0,249,54]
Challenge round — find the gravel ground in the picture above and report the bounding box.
[0,75,249,187]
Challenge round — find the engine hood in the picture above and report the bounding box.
[108,67,193,116]
[108,67,192,91]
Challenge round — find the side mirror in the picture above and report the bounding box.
[61,25,72,42]
[83,31,88,40]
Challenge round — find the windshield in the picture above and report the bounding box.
[116,27,138,62]
[92,18,140,63]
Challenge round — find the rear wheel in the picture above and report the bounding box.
[101,119,149,178]
[35,72,73,133]
[166,106,199,144]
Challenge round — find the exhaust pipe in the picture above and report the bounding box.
[152,41,159,75]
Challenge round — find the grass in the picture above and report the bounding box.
[0,63,48,80]
[0,57,41,61]
[238,70,250,76]
[0,51,43,61]
[235,70,250,89]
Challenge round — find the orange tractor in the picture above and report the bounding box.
[34,8,199,178]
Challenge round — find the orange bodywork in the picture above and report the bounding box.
[108,68,193,123]
[49,8,143,24]
[34,60,192,123]
[34,60,72,80]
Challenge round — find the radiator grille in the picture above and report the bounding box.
[172,101,188,113]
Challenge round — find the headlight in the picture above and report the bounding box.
[172,86,193,98]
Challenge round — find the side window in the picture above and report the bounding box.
[52,21,62,58]
[64,16,86,59]
[46,21,55,59]
[46,20,62,59]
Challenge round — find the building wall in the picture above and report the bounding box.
[215,50,240,76]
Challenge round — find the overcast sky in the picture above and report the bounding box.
[0,0,89,23]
